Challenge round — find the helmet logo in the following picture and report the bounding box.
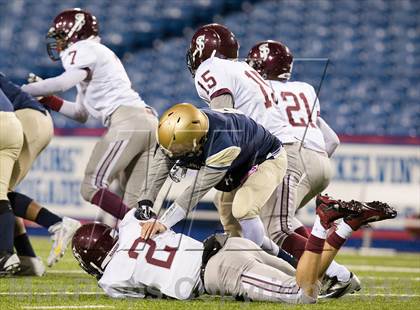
[194,34,206,57]
[259,43,270,61]
[67,13,86,40]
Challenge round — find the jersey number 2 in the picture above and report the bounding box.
[281,92,316,127]
[128,237,176,269]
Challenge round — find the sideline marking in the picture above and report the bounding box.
[360,276,420,281]
[351,293,420,298]
[22,306,114,309]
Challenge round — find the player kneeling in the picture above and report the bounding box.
[71,197,396,303]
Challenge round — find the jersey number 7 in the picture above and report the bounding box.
[128,237,176,269]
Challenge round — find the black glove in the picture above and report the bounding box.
[134,200,157,220]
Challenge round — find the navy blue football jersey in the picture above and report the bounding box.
[179,108,282,191]
[0,73,47,114]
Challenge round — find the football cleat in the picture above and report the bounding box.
[16,256,46,277]
[48,217,81,267]
[316,194,361,229]
[344,201,397,231]
[0,252,20,276]
[319,272,361,299]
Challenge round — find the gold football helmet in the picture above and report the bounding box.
[158,103,209,158]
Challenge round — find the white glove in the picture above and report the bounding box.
[27,73,43,84]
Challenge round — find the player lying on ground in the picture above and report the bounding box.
[135,103,288,258]
[21,8,158,220]
[0,73,81,275]
[72,196,396,302]
[247,41,358,297]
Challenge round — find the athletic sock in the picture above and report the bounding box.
[239,217,265,246]
[35,208,62,228]
[294,226,310,238]
[14,233,36,257]
[282,232,308,259]
[326,221,353,250]
[91,188,128,220]
[0,200,15,253]
[325,260,351,282]
[305,215,327,254]
[7,191,32,217]
[311,215,328,239]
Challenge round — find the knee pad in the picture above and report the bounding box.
[7,191,32,217]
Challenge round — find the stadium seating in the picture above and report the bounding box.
[0,0,418,136]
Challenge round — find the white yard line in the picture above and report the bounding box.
[48,264,420,275]
[22,306,114,309]
[0,292,105,296]
[48,270,84,274]
[346,265,420,273]
[351,293,420,298]
[360,276,420,281]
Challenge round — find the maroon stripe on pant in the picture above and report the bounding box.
[95,140,123,188]
[280,175,291,233]
[242,274,300,293]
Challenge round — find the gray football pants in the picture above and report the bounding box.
[261,143,332,246]
[80,106,158,209]
[204,237,315,304]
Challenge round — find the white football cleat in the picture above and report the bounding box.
[47,217,81,267]
[17,256,46,276]
[0,253,20,276]
[319,272,361,299]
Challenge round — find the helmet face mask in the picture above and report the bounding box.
[46,28,68,61]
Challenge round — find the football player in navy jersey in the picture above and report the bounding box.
[0,73,81,275]
[136,103,288,258]
[0,88,23,275]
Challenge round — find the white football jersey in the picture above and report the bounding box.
[60,38,146,126]
[98,209,203,300]
[194,57,295,143]
[269,80,326,153]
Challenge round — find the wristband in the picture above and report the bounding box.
[39,95,63,111]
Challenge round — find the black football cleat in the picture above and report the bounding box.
[316,194,361,229]
[344,201,397,231]
[0,252,20,276]
[319,272,361,299]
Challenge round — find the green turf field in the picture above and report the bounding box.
[0,237,419,309]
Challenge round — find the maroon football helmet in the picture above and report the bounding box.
[71,223,118,279]
[246,40,293,81]
[186,23,239,76]
[46,8,99,61]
